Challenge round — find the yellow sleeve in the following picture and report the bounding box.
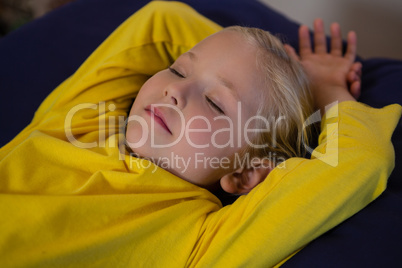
[189,102,402,267]
[1,1,221,156]
[33,1,221,119]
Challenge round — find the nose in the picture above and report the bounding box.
[163,81,188,109]
[164,90,179,106]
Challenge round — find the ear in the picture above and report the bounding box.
[220,159,273,195]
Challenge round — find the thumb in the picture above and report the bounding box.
[284,44,300,62]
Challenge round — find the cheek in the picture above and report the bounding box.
[131,72,166,108]
[185,118,212,147]
[127,76,161,117]
[128,85,150,119]
[125,119,147,146]
[128,98,140,118]
[209,118,241,150]
[184,116,237,150]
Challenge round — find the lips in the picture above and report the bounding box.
[145,105,172,134]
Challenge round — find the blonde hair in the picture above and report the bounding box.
[223,26,314,162]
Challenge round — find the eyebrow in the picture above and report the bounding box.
[218,75,236,93]
[183,51,238,99]
[183,51,197,62]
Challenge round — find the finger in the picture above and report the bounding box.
[350,81,361,99]
[352,62,362,77]
[347,70,359,84]
[299,25,312,57]
[330,22,342,56]
[313,18,327,54]
[284,44,300,61]
[347,63,363,85]
[345,31,357,62]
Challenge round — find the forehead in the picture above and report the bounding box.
[190,30,255,64]
[189,30,264,117]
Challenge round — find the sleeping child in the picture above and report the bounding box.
[0,1,400,267]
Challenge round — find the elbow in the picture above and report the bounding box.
[364,142,396,199]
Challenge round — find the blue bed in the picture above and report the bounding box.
[1,0,401,266]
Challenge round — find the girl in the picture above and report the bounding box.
[0,1,400,267]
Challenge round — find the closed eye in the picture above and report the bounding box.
[206,96,225,114]
[168,67,185,78]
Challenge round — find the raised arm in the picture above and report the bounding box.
[191,20,401,267]
[32,1,221,122]
[1,1,222,156]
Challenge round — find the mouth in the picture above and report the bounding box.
[145,105,172,135]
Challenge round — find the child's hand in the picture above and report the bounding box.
[285,19,362,113]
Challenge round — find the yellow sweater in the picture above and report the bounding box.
[0,2,401,267]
